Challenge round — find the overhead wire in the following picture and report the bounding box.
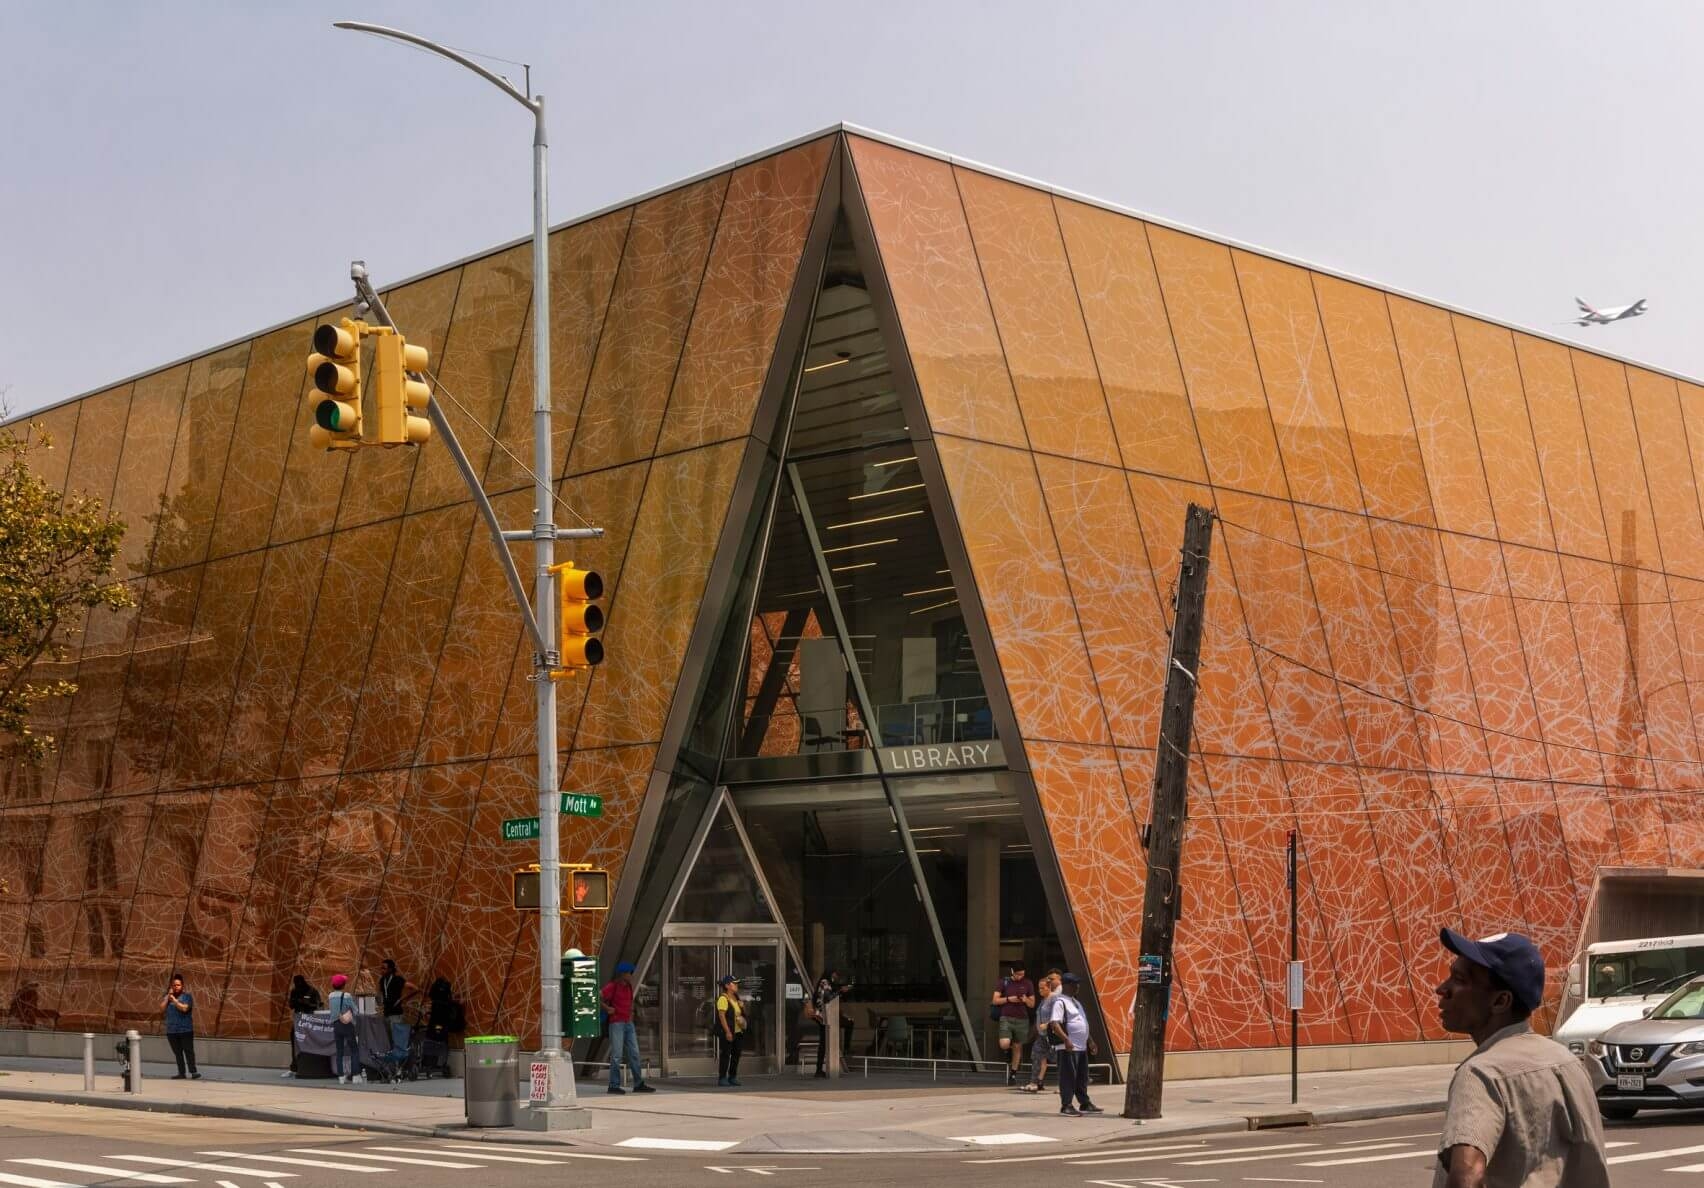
[424,368,596,530]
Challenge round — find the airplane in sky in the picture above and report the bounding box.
[1571,296,1648,326]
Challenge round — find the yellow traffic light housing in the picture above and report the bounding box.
[372,332,432,446]
[550,563,604,670]
[306,319,365,450]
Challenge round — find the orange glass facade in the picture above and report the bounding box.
[4,128,1699,1058]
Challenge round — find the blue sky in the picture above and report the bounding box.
[2,1,1697,413]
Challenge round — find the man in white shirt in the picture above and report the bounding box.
[1042,973,1103,1116]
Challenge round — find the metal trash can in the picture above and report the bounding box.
[463,1035,519,1127]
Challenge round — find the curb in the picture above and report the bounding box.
[0,1087,439,1138]
[1083,1097,1447,1144]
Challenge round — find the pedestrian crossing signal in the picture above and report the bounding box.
[569,868,610,911]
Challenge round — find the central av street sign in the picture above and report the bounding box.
[502,816,540,842]
[560,792,603,818]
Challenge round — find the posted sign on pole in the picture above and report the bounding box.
[503,817,541,842]
[560,792,602,818]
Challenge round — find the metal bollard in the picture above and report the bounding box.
[825,998,841,1079]
[126,1030,142,1094]
[83,1034,95,1091]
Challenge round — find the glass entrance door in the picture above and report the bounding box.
[656,926,786,1077]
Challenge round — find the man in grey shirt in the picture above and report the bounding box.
[1434,928,1610,1188]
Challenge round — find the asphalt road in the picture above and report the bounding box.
[3,1101,1704,1186]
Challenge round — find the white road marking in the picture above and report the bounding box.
[1081,1142,1316,1168]
[0,1173,85,1188]
[1299,1150,1437,1166]
[1608,1143,1704,1165]
[1604,1140,1637,1148]
[703,1168,821,1176]
[950,1132,1058,1146]
[111,1156,298,1178]
[368,1146,572,1166]
[433,1143,644,1162]
[968,1142,1209,1165]
[1242,1179,1325,1184]
[201,1151,392,1173]
[1085,1179,1219,1188]
[1179,1143,1325,1165]
[615,1138,737,1151]
[288,1149,480,1169]
[8,1161,191,1184]
[1334,1132,1436,1144]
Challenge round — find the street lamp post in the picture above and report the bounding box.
[333,20,588,1130]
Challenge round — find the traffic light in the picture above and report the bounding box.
[371,331,432,446]
[306,319,364,450]
[551,563,605,669]
[512,865,541,910]
[568,868,610,911]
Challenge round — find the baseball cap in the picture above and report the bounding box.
[719,974,738,986]
[615,961,636,974]
[1061,972,1081,985]
[1440,928,1545,1011]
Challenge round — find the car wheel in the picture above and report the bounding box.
[1600,1105,1638,1121]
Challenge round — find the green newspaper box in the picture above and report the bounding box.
[562,952,601,1039]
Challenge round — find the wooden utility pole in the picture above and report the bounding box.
[1123,503,1216,1119]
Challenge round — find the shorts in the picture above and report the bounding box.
[998,1017,1032,1044]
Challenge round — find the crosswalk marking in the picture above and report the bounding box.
[949,1132,1058,1146]
[1078,1141,1318,1168]
[1608,1143,1704,1165]
[200,1152,393,1173]
[368,1146,575,1166]
[111,1156,297,1178]
[288,1150,480,1169]
[1300,1149,1437,1166]
[432,1143,645,1162]
[0,1172,86,1188]
[9,1161,191,1184]
[1178,1142,1325,1165]
[10,1165,192,1179]
[968,1142,1209,1165]
[615,1138,738,1151]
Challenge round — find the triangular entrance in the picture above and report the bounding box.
[669,801,779,926]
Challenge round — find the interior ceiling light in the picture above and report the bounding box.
[872,455,917,468]
[848,482,924,502]
[803,356,851,374]
[830,561,876,573]
[821,537,897,554]
[909,597,960,616]
[903,584,955,598]
[826,510,924,531]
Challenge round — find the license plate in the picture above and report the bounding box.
[1617,1074,1646,1091]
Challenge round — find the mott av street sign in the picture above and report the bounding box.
[502,793,604,841]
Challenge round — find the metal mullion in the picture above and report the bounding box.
[784,462,982,1064]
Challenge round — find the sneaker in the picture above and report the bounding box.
[814,1070,828,1079]
[280,1070,294,1078]
[191,1073,202,1081]
[171,1074,186,1080]
[718,1076,729,1086]
[1079,1103,1103,1113]
[633,1082,657,1093]
[1005,1068,1016,1086]
[607,1085,626,1094]
[728,1079,742,1087]
[1060,1106,1082,1117]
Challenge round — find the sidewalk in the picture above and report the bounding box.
[0,1055,1450,1152]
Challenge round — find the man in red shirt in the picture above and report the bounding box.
[601,961,656,1094]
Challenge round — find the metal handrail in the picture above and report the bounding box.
[849,1052,1114,1083]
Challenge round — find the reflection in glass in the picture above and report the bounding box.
[734,218,989,762]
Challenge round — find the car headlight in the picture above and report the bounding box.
[1675,1041,1704,1057]
[1587,1040,1605,1057]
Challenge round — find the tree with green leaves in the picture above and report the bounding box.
[0,419,132,760]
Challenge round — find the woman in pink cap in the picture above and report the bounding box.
[328,973,358,1084]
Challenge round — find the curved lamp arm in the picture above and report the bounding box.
[332,21,540,116]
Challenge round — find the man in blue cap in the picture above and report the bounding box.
[1434,928,1608,1187]
[601,960,655,1094]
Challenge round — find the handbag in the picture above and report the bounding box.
[800,998,820,1024]
[988,1001,1003,1023]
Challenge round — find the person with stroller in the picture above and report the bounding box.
[327,973,359,1085]
[420,976,465,1077]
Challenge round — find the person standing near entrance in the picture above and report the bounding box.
[328,973,359,1085]
[602,961,656,1094]
[160,973,200,1080]
[992,959,1035,1086]
[1044,972,1102,1116]
[715,974,747,1087]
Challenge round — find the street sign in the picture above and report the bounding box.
[503,817,540,842]
[560,792,602,818]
